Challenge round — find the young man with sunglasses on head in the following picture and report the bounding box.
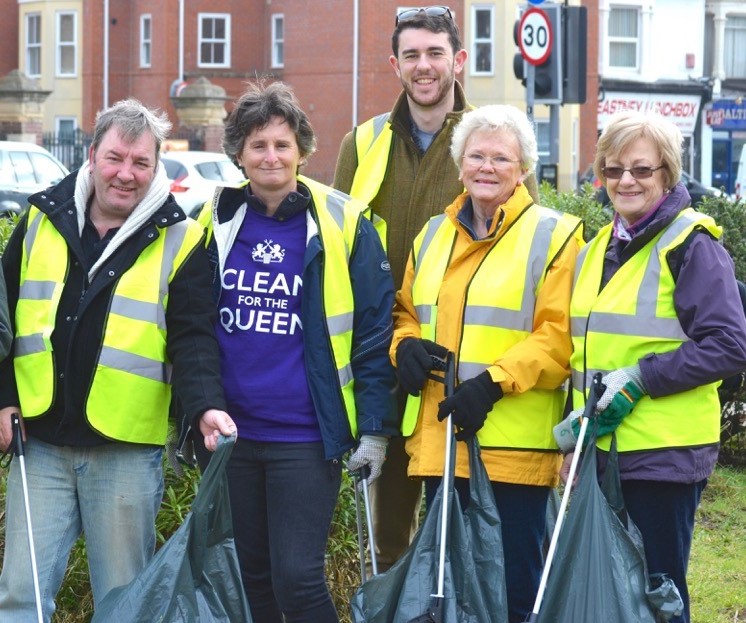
[334,5,539,573]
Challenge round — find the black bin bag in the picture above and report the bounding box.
[535,429,683,623]
[350,436,508,623]
[92,435,252,623]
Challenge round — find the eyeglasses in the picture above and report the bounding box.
[395,6,453,25]
[602,165,664,180]
[463,153,521,169]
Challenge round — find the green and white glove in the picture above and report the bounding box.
[596,365,647,431]
[553,365,646,453]
[347,435,388,483]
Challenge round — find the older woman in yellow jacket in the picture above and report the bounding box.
[391,104,583,623]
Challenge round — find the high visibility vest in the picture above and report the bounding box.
[402,205,583,450]
[14,206,205,444]
[347,113,392,249]
[201,176,364,438]
[570,208,722,451]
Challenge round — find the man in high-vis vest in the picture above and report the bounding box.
[0,99,236,621]
[333,7,542,572]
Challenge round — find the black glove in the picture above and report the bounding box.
[437,371,503,441]
[396,338,448,396]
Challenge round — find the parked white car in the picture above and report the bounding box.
[0,141,69,216]
[160,151,244,217]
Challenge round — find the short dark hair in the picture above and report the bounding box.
[391,13,462,57]
[91,98,171,162]
[222,81,317,167]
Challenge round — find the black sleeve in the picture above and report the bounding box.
[165,237,227,427]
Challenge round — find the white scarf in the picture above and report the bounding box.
[74,160,171,281]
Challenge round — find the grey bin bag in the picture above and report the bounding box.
[350,435,508,623]
[92,434,252,623]
[535,427,683,623]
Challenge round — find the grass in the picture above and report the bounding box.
[688,465,746,623]
[0,460,744,622]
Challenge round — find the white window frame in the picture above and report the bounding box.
[608,5,640,70]
[140,14,152,68]
[198,13,231,68]
[55,117,77,135]
[56,11,77,77]
[271,14,284,69]
[26,13,42,78]
[724,15,746,79]
[471,5,494,76]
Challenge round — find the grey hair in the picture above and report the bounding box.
[450,104,538,172]
[91,98,171,161]
[223,81,317,168]
[593,110,682,189]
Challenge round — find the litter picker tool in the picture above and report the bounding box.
[525,373,605,623]
[351,464,378,583]
[9,413,44,623]
[409,350,455,623]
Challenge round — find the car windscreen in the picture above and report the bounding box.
[195,160,243,183]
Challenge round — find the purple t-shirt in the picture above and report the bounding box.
[216,206,320,442]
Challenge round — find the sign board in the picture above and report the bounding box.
[597,92,701,135]
[518,8,552,66]
[527,0,546,4]
[705,99,746,131]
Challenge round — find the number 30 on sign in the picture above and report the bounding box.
[518,8,552,66]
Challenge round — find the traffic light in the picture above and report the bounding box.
[534,4,562,104]
[513,4,562,105]
[562,6,588,104]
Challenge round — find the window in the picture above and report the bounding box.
[271,14,284,68]
[199,14,230,67]
[55,117,76,136]
[56,11,77,77]
[140,15,152,68]
[535,120,550,165]
[608,7,639,69]
[471,6,493,75]
[725,16,746,78]
[26,13,41,78]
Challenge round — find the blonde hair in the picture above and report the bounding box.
[593,110,682,189]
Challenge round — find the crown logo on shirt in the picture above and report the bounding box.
[252,240,286,264]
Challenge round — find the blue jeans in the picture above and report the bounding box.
[622,479,707,623]
[226,439,341,623]
[0,438,164,622]
[425,477,549,623]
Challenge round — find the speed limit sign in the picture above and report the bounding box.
[518,8,552,66]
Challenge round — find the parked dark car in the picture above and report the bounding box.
[0,141,69,216]
[577,166,722,207]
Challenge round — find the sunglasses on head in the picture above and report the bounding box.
[602,165,664,180]
[395,6,453,26]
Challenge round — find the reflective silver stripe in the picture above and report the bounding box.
[110,296,165,331]
[587,311,686,339]
[23,210,43,261]
[458,361,488,381]
[370,113,390,143]
[99,346,168,383]
[414,215,447,273]
[573,242,591,288]
[339,363,354,388]
[463,305,533,332]
[415,305,432,325]
[571,367,610,394]
[570,316,586,338]
[14,334,46,356]
[325,191,347,233]
[327,312,354,335]
[19,280,57,301]
[157,221,191,328]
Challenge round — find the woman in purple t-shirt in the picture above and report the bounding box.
[197,81,397,623]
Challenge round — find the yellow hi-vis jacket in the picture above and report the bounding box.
[198,175,365,438]
[393,186,583,485]
[14,207,205,444]
[570,208,722,452]
[348,113,392,249]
